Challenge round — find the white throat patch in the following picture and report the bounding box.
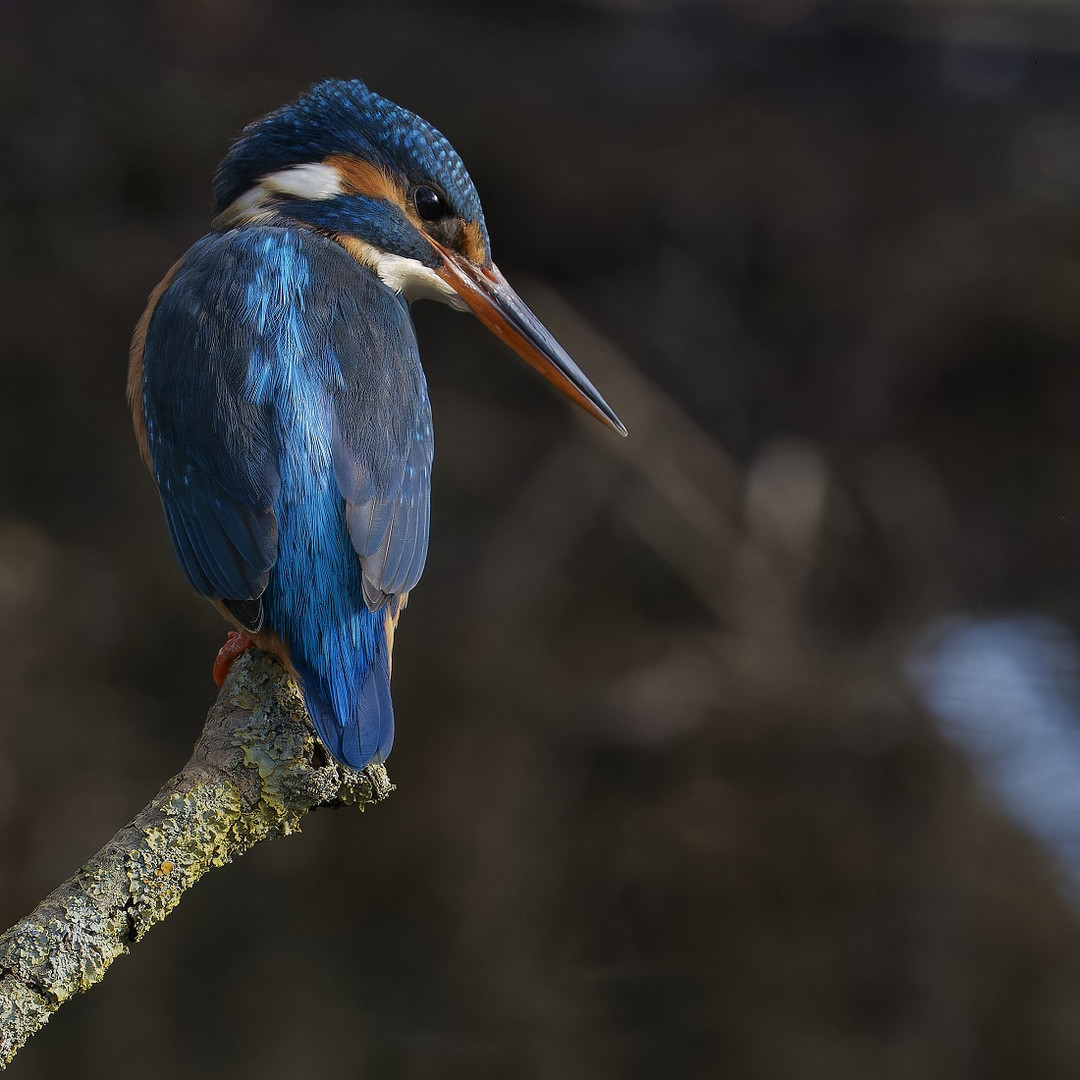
[345,238,467,310]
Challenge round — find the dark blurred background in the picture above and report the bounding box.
[6,0,1080,1075]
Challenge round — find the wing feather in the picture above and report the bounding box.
[138,232,284,629]
[328,287,433,609]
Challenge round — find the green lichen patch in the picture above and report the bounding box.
[0,979,53,1064]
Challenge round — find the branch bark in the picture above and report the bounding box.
[0,649,392,1067]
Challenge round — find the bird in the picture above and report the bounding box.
[128,78,625,770]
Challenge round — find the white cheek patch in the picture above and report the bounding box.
[214,162,344,227]
[262,162,344,200]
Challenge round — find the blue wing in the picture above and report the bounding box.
[136,226,433,767]
[138,235,282,630]
[325,267,433,610]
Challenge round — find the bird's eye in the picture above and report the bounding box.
[413,185,449,223]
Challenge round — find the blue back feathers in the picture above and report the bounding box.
[140,226,433,767]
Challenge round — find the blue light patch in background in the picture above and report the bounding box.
[908,614,1080,896]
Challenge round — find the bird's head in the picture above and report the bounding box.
[213,79,625,435]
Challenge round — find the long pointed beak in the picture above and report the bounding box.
[431,241,627,436]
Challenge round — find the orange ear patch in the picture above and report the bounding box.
[325,154,405,207]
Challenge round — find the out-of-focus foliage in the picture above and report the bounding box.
[5,1,1080,1076]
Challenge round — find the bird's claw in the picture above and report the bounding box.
[213,631,255,687]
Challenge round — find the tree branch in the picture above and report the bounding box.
[0,649,392,1067]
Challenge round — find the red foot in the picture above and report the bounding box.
[213,631,255,687]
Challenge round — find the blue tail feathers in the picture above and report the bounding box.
[291,612,396,768]
[262,487,401,769]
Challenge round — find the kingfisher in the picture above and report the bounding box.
[128,79,625,769]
